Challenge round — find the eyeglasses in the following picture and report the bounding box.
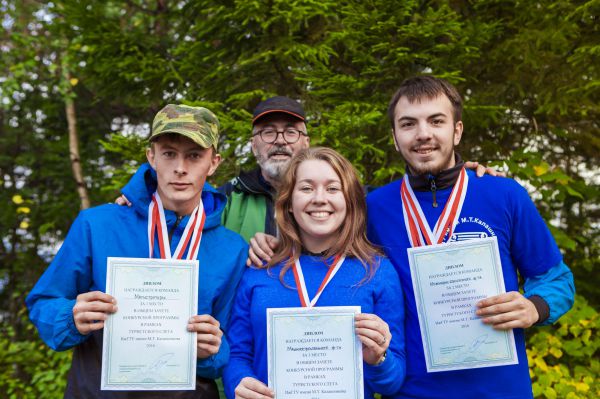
[253,128,307,144]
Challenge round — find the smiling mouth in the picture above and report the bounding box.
[414,147,437,155]
[307,211,333,219]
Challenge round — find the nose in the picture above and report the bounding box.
[174,156,187,175]
[415,121,432,140]
[273,131,287,145]
[311,187,327,204]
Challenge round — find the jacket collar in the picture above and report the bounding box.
[121,162,227,230]
[406,153,464,191]
[234,167,275,196]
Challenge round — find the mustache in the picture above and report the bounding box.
[412,146,439,152]
[267,146,293,157]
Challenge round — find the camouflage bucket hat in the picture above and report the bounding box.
[150,104,220,150]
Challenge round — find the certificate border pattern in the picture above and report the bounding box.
[267,306,363,399]
[408,237,518,372]
[101,257,198,390]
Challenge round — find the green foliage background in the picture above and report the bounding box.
[0,1,597,398]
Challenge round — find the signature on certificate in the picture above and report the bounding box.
[147,352,175,372]
[467,334,499,353]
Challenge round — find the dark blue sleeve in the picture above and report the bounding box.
[364,258,406,395]
[222,269,260,398]
[25,212,93,351]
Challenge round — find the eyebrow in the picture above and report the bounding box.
[159,143,205,153]
[397,112,448,122]
[297,178,341,184]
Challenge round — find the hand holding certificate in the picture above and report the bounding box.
[267,306,364,399]
[408,236,518,372]
[101,257,199,390]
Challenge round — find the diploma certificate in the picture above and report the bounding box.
[408,237,518,372]
[267,306,363,399]
[101,257,198,390]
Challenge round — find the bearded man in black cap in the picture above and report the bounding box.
[219,96,310,242]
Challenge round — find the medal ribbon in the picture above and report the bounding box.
[400,168,469,247]
[292,254,346,308]
[147,192,205,260]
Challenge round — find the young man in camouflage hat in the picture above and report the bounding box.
[27,105,248,399]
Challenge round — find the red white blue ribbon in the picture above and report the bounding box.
[147,192,205,260]
[292,255,346,308]
[400,168,469,247]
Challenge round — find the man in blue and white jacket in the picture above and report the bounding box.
[26,105,247,399]
[366,76,575,398]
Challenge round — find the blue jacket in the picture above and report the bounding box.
[366,170,574,399]
[26,163,247,395]
[223,255,406,399]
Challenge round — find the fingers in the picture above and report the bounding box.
[465,161,506,178]
[475,164,487,177]
[476,294,521,316]
[73,312,108,334]
[247,246,266,268]
[464,161,480,174]
[249,234,275,260]
[73,291,117,335]
[235,377,274,399]
[476,292,539,329]
[265,235,279,250]
[114,194,132,206]
[481,166,507,177]
[188,314,219,326]
[196,334,222,358]
[187,315,221,337]
[477,291,522,316]
[246,234,280,267]
[76,291,117,304]
[492,168,506,177]
[355,315,390,346]
[480,310,534,330]
[355,313,390,365]
[356,329,389,350]
[188,315,223,358]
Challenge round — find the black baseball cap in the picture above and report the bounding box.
[252,96,306,125]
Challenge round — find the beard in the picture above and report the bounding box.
[404,146,456,176]
[256,145,294,181]
[409,160,446,176]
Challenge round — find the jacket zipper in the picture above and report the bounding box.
[169,215,184,242]
[428,175,438,208]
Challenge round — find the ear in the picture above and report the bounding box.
[303,135,310,149]
[207,152,222,176]
[146,147,156,169]
[392,129,400,152]
[207,152,222,177]
[453,121,463,146]
[250,135,259,157]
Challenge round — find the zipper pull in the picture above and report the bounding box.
[428,174,438,208]
[169,215,184,241]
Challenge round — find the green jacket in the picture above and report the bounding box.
[218,168,277,242]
